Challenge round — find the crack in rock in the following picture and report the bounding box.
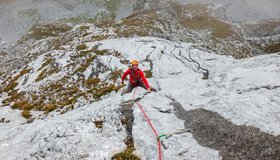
[237,85,280,94]
[112,100,140,159]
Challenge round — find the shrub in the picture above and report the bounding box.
[95,84,115,99]
[35,66,59,82]
[44,104,57,113]
[21,110,32,119]
[86,78,101,87]
[38,58,55,71]
[143,70,153,78]
[76,44,87,50]
[3,81,18,93]
[12,101,30,110]
[109,70,122,81]
[74,55,96,73]
[264,42,280,53]
[112,142,140,160]
[79,25,90,31]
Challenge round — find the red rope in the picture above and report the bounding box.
[133,87,163,160]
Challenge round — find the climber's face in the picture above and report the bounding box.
[132,64,138,70]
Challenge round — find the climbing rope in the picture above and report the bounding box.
[132,87,163,160]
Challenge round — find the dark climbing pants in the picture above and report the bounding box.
[121,82,156,95]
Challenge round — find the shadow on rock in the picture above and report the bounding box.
[171,101,280,160]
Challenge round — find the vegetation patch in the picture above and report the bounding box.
[1,68,31,93]
[74,55,96,73]
[173,3,236,39]
[76,44,88,50]
[109,11,159,38]
[37,58,55,71]
[91,34,110,41]
[35,66,59,82]
[109,70,122,81]
[28,23,72,40]
[93,120,103,128]
[94,84,115,99]
[12,101,32,110]
[21,110,32,119]
[79,25,90,31]
[60,16,97,24]
[112,143,140,160]
[264,42,280,53]
[44,104,57,113]
[143,70,153,78]
[85,78,101,88]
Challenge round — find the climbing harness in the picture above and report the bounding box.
[133,87,163,160]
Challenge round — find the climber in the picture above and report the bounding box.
[121,60,156,95]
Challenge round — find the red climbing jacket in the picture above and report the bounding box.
[121,68,150,89]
